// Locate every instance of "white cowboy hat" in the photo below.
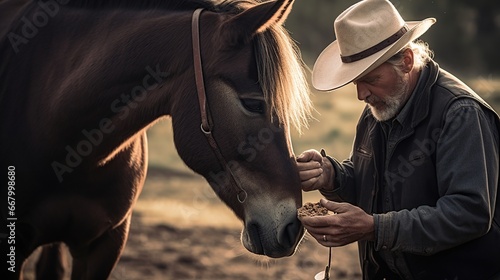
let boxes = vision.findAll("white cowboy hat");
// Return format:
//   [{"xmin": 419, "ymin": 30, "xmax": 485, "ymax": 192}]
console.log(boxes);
[{"xmin": 312, "ymin": 0, "xmax": 436, "ymax": 91}]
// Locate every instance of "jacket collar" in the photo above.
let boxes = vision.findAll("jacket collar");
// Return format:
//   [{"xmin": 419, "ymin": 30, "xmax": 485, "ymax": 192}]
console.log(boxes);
[{"xmin": 409, "ymin": 60, "xmax": 440, "ymax": 128}]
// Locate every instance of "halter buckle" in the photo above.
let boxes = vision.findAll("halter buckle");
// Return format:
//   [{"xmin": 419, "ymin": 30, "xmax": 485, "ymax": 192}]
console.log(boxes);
[
  {"xmin": 237, "ymin": 189, "xmax": 248, "ymax": 203},
  {"xmin": 200, "ymin": 123, "xmax": 211, "ymax": 135}
]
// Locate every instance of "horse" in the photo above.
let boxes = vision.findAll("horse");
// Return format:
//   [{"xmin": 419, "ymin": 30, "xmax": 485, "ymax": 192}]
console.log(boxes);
[{"xmin": 0, "ymin": 0, "xmax": 313, "ymax": 278}]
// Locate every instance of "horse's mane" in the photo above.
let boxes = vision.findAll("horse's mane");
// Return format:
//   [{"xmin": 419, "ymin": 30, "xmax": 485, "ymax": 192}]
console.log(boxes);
[
  {"xmin": 49, "ymin": 0, "xmax": 313, "ymax": 132},
  {"xmin": 255, "ymin": 26, "xmax": 313, "ymax": 133}
]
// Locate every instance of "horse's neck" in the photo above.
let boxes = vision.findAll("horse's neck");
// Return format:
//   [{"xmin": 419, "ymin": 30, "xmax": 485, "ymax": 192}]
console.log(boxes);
[
  {"xmin": 17, "ymin": 8, "xmax": 194, "ymax": 161},
  {"xmin": 52, "ymin": 9, "xmax": 192, "ymax": 113}
]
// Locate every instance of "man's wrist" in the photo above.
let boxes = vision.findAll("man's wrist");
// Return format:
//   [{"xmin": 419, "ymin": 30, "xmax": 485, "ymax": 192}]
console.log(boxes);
[
  {"xmin": 319, "ymin": 153, "xmax": 337, "ymax": 193},
  {"xmin": 364, "ymin": 215, "xmax": 376, "ymax": 241}
]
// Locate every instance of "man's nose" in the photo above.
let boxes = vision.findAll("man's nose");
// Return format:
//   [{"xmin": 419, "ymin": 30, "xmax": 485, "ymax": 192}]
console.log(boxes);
[{"xmin": 356, "ymin": 83, "xmax": 370, "ymax": 101}]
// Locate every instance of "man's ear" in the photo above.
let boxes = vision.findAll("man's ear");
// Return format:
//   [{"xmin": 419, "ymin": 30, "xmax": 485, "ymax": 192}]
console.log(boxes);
[
  {"xmin": 221, "ymin": 0, "xmax": 295, "ymax": 46},
  {"xmin": 402, "ymin": 48, "xmax": 414, "ymax": 73}
]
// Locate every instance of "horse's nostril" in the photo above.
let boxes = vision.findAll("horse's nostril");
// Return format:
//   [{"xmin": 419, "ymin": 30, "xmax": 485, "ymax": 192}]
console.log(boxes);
[{"xmin": 277, "ymin": 216, "xmax": 302, "ymax": 249}]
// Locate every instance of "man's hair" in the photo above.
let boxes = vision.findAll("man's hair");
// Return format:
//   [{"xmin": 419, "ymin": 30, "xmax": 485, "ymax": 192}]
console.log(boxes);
[{"xmin": 386, "ymin": 40, "xmax": 434, "ymax": 73}]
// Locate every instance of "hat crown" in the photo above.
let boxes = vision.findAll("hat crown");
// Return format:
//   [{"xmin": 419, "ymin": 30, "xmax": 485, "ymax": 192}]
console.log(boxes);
[{"xmin": 334, "ymin": 0, "xmax": 405, "ymax": 57}]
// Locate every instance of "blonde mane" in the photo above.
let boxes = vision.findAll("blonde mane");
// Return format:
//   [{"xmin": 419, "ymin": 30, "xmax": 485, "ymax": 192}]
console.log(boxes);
[{"xmin": 254, "ymin": 25, "xmax": 313, "ymax": 134}]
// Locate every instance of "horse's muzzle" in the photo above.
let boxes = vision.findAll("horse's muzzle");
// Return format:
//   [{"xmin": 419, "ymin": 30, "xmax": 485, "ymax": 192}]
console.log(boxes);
[{"xmin": 241, "ymin": 207, "xmax": 304, "ymax": 258}]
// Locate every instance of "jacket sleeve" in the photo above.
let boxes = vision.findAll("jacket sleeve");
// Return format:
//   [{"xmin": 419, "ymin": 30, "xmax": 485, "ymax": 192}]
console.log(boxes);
[
  {"xmin": 319, "ymin": 153, "xmax": 358, "ymax": 204},
  {"xmin": 374, "ymin": 98, "xmax": 499, "ymax": 255}
]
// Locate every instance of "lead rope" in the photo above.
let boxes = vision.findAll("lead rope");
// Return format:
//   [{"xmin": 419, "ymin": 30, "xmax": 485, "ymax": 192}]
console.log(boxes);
[
  {"xmin": 322, "ymin": 149, "xmax": 332, "ymax": 280},
  {"xmin": 314, "ymin": 247, "xmax": 332, "ymax": 280},
  {"xmin": 325, "ymin": 247, "xmax": 332, "ymax": 280},
  {"xmin": 191, "ymin": 8, "xmax": 247, "ymax": 203}
]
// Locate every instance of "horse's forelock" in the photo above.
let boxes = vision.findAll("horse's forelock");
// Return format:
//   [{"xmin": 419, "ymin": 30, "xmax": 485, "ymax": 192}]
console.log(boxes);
[{"xmin": 254, "ymin": 26, "xmax": 313, "ymax": 134}]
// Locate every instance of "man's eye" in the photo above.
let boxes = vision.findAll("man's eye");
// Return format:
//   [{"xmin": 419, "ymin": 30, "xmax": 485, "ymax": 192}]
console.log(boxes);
[
  {"xmin": 241, "ymin": 98, "xmax": 265, "ymax": 114},
  {"xmin": 366, "ymin": 77, "xmax": 379, "ymax": 84}
]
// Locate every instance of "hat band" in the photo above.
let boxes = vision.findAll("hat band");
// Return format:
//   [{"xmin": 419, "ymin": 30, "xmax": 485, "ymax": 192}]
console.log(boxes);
[{"xmin": 341, "ymin": 25, "xmax": 409, "ymax": 63}]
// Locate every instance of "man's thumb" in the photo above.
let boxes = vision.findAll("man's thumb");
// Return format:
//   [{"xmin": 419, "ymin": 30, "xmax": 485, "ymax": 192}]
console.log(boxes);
[
  {"xmin": 297, "ymin": 151, "xmax": 312, "ymax": 162},
  {"xmin": 320, "ymin": 198, "xmax": 346, "ymax": 213},
  {"xmin": 297, "ymin": 149, "xmax": 320, "ymax": 162}
]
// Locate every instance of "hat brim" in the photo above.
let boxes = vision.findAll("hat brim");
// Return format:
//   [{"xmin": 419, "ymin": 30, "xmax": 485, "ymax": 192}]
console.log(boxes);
[{"xmin": 312, "ymin": 18, "xmax": 436, "ymax": 91}]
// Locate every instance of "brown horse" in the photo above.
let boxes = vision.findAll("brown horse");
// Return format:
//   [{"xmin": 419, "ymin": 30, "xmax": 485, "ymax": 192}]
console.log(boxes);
[{"xmin": 0, "ymin": 0, "xmax": 313, "ymax": 279}]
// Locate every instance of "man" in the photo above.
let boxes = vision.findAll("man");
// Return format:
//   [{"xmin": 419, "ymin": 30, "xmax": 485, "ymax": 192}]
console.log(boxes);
[{"xmin": 297, "ymin": 0, "xmax": 500, "ymax": 279}]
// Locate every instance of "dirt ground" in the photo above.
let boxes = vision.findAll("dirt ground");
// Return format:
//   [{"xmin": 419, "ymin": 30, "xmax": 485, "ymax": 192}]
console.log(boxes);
[{"xmin": 23, "ymin": 210, "xmax": 362, "ymax": 280}]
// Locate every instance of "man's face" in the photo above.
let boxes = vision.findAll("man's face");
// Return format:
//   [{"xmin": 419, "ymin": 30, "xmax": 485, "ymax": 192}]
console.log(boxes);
[{"xmin": 354, "ymin": 62, "xmax": 409, "ymax": 121}]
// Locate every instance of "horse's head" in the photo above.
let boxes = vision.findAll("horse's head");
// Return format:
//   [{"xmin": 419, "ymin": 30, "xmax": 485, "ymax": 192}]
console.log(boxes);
[{"xmin": 171, "ymin": 0, "xmax": 312, "ymax": 258}]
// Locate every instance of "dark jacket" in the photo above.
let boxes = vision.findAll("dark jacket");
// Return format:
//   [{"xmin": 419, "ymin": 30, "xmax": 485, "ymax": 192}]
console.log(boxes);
[{"xmin": 322, "ymin": 61, "xmax": 500, "ymax": 279}]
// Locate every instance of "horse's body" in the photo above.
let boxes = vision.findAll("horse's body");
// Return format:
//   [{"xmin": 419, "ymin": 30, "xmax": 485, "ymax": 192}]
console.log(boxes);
[{"xmin": 0, "ymin": 0, "xmax": 312, "ymax": 278}]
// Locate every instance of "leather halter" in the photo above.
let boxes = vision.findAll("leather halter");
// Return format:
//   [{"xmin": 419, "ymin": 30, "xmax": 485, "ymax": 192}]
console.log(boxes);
[{"xmin": 191, "ymin": 8, "xmax": 248, "ymax": 203}]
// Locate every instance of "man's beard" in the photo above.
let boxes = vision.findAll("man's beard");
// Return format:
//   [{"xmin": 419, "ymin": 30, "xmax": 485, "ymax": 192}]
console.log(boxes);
[{"xmin": 366, "ymin": 73, "xmax": 410, "ymax": 122}]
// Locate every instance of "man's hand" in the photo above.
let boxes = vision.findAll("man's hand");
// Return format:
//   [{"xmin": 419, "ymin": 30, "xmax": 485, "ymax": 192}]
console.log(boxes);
[
  {"xmin": 298, "ymin": 198, "xmax": 375, "ymax": 247},
  {"xmin": 296, "ymin": 149, "xmax": 335, "ymax": 192}
]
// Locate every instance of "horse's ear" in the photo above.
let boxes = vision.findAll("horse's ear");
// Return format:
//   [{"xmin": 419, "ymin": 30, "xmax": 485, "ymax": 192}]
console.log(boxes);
[{"xmin": 222, "ymin": 0, "xmax": 295, "ymax": 45}]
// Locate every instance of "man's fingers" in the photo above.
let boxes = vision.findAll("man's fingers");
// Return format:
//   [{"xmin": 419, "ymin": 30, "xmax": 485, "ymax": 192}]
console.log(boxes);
[
  {"xmin": 307, "ymin": 231, "xmax": 352, "ymax": 247},
  {"xmin": 299, "ymin": 168, "xmax": 323, "ymax": 181},
  {"xmin": 301, "ymin": 177, "xmax": 321, "ymax": 192},
  {"xmin": 299, "ymin": 215, "xmax": 332, "ymax": 228},
  {"xmin": 297, "ymin": 161, "xmax": 321, "ymax": 171}
]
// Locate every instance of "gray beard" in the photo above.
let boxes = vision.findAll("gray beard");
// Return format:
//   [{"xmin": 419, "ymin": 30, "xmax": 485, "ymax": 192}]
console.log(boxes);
[{"xmin": 366, "ymin": 75, "xmax": 409, "ymax": 122}]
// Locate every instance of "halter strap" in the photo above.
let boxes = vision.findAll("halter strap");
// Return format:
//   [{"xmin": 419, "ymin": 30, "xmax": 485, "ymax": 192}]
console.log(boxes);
[
  {"xmin": 192, "ymin": 8, "xmax": 211, "ymax": 133},
  {"xmin": 191, "ymin": 8, "xmax": 247, "ymax": 203}
]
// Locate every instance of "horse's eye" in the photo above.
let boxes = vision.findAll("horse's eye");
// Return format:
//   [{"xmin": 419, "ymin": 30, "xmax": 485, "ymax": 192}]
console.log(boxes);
[{"xmin": 241, "ymin": 98, "xmax": 265, "ymax": 114}]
